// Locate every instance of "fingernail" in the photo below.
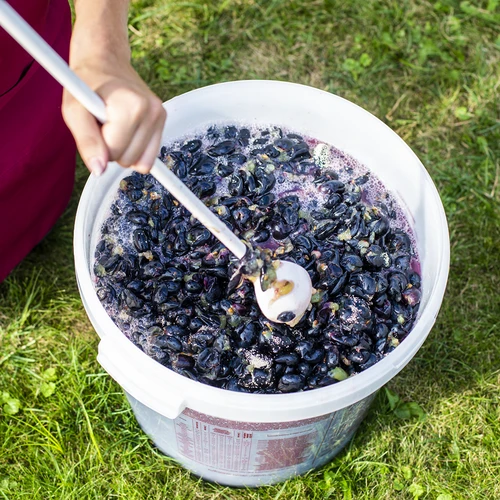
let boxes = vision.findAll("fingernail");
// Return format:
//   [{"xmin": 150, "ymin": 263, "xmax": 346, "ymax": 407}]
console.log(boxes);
[{"xmin": 89, "ymin": 157, "xmax": 105, "ymax": 177}]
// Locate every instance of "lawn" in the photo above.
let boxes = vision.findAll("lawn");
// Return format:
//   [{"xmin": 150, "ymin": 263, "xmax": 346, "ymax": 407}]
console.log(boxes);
[{"xmin": 1, "ymin": 0, "xmax": 499, "ymax": 499}]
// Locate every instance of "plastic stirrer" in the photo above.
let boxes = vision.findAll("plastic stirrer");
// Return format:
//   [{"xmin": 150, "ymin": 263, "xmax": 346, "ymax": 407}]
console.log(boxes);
[{"xmin": 0, "ymin": 0, "xmax": 313, "ymax": 325}]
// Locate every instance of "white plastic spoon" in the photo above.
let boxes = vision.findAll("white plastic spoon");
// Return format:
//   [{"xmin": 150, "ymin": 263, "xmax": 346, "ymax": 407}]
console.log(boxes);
[{"xmin": 0, "ymin": 0, "xmax": 313, "ymax": 325}]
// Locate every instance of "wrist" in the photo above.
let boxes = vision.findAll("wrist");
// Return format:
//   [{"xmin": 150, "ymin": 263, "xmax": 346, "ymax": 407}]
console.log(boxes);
[{"xmin": 71, "ymin": 2, "xmax": 131, "ymax": 68}]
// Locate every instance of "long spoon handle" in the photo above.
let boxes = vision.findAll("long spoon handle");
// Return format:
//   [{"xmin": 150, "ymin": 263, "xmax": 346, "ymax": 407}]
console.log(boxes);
[{"xmin": 0, "ymin": 0, "xmax": 248, "ymax": 260}]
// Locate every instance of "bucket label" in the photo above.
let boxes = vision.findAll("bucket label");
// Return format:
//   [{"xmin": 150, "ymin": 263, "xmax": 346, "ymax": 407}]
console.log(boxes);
[
  {"xmin": 174, "ymin": 408, "xmax": 343, "ymax": 474},
  {"xmin": 128, "ymin": 391, "xmax": 375, "ymax": 482}
]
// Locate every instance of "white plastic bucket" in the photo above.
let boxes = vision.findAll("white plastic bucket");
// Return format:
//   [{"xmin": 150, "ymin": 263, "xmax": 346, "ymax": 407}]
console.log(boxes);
[{"xmin": 74, "ymin": 81, "xmax": 450, "ymax": 487}]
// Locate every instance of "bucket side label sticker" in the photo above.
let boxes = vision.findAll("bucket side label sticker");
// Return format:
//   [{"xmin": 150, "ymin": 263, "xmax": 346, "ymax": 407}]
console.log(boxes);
[{"xmin": 174, "ymin": 411, "xmax": 333, "ymax": 475}]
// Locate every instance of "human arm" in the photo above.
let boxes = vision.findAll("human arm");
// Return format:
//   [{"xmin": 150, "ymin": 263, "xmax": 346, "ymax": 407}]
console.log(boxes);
[{"xmin": 62, "ymin": 0, "xmax": 166, "ymax": 176}]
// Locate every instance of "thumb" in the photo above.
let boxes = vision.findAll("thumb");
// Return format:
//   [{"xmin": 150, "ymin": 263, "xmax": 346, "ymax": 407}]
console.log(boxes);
[{"xmin": 62, "ymin": 90, "xmax": 108, "ymax": 176}]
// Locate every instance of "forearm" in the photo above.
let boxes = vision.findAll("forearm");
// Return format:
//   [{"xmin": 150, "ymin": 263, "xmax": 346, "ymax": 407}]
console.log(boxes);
[
  {"xmin": 62, "ymin": 0, "xmax": 166, "ymax": 175},
  {"xmin": 72, "ymin": 0, "xmax": 131, "ymax": 65}
]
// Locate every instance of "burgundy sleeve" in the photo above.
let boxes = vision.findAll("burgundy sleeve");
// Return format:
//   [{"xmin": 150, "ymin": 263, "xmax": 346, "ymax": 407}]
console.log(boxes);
[{"xmin": 0, "ymin": 0, "xmax": 77, "ymax": 281}]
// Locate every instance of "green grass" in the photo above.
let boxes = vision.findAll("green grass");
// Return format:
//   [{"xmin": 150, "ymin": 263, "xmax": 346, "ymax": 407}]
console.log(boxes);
[{"xmin": 1, "ymin": 0, "xmax": 499, "ymax": 498}]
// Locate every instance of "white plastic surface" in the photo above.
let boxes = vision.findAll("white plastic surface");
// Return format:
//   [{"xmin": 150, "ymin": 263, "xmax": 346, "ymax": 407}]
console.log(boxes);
[{"xmin": 75, "ymin": 81, "xmax": 449, "ymax": 424}]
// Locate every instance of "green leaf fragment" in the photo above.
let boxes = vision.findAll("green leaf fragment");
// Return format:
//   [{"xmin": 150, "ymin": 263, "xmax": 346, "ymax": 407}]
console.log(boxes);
[
  {"xmin": 94, "ymin": 264, "xmax": 106, "ymax": 277},
  {"xmin": 1, "ymin": 392, "xmax": 21, "ymax": 414},
  {"xmin": 245, "ymin": 160, "xmax": 256, "ymax": 173},
  {"xmin": 3, "ymin": 398, "xmax": 21, "ymax": 415},
  {"xmin": 219, "ymin": 315, "xmax": 227, "ymax": 329},
  {"xmin": 395, "ymin": 402, "xmax": 426, "ymax": 420},
  {"xmin": 42, "ymin": 367, "xmax": 58, "ymax": 381},
  {"xmin": 385, "ymin": 387, "xmax": 400, "ymax": 411},
  {"xmin": 394, "ymin": 405, "xmax": 412, "ymax": 419},
  {"xmin": 311, "ymin": 290, "xmax": 326, "ymax": 303},
  {"xmin": 393, "ymin": 479, "xmax": 405, "ymax": 491},
  {"xmin": 342, "ymin": 58, "xmax": 362, "ymax": 79},
  {"xmin": 40, "ymin": 382, "xmax": 56, "ymax": 398},
  {"xmin": 402, "ymin": 465, "xmax": 413, "ymax": 480},
  {"xmin": 408, "ymin": 482, "xmax": 425, "ymax": 499},
  {"xmin": 331, "ymin": 367, "xmax": 348, "ymax": 381},
  {"xmin": 359, "ymin": 53, "xmax": 373, "ymax": 67},
  {"xmin": 0, "ymin": 478, "xmax": 19, "ymax": 491},
  {"xmin": 454, "ymin": 106, "xmax": 473, "ymax": 120}
]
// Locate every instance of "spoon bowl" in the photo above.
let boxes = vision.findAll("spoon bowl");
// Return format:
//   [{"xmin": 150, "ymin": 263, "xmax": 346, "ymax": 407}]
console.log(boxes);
[{"xmin": 253, "ymin": 260, "xmax": 313, "ymax": 326}]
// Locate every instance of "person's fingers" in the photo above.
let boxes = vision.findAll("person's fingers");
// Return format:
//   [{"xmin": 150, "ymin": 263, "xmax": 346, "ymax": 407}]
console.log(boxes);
[
  {"xmin": 133, "ymin": 126, "xmax": 164, "ymax": 174},
  {"xmin": 100, "ymin": 89, "xmax": 142, "ymax": 162},
  {"xmin": 101, "ymin": 89, "xmax": 165, "ymax": 165},
  {"xmin": 118, "ymin": 104, "xmax": 166, "ymax": 171},
  {"xmin": 62, "ymin": 90, "xmax": 108, "ymax": 176},
  {"xmin": 113, "ymin": 111, "xmax": 160, "ymax": 168}
]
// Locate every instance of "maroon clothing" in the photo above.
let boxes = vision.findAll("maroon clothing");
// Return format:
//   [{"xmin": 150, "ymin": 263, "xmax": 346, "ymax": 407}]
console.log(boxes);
[{"xmin": 0, "ymin": 0, "xmax": 76, "ymax": 282}]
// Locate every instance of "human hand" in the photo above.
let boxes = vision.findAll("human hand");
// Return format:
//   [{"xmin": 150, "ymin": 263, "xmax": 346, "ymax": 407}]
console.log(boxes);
[{"xmin": 62, "ymin": 52, "xmax": 166, "ymax": 176}]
